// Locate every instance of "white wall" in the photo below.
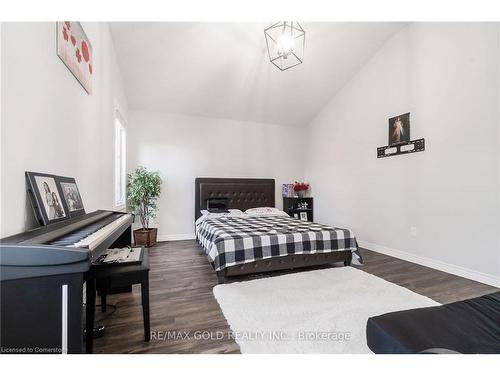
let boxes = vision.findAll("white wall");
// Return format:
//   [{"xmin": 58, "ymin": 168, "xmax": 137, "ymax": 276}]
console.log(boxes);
[
  {"xmin": 127, "ymin": 110, "xmax": 304, "ymax": 240},
  {"xmin": 1, "ymin": 22, "xmax": 128, "ymax": 237},
  {"xmin": 3, "ymin": 22, "xmax": 498, "ymax": 286},
  {"xmin": 305, "ymin": 23, "xmax": 500, "ymax": 286}
]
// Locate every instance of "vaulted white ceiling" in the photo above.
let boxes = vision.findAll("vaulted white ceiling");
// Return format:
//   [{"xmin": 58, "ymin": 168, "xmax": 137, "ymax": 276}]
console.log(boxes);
[{"xmin": 110, "ymin": 22, "xmax": 406, "ymax": 126}]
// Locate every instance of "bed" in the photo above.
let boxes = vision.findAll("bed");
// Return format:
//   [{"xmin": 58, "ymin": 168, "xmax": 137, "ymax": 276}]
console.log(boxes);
[{"xmin": 194, "ymin": 178, "xmax": 361, "ymax": 283}]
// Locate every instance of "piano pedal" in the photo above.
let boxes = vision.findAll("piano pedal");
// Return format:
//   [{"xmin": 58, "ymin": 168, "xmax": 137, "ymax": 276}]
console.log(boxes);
[{"xmin": 83, "ymin": 325, "xmax": 106, "ymax": 341}]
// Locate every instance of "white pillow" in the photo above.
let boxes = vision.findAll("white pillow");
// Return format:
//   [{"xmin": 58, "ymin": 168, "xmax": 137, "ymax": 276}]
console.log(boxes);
[
  {"xmin": 245, "ymin": 207, "xmax": 281, "ymax": 215},
  {"xmin": 244, "ymin": 207, "xmax": 288, "ymax": 217},
  {"xmin": 200, "ymin": 209, "xmax": 243, "ymax": 216}
]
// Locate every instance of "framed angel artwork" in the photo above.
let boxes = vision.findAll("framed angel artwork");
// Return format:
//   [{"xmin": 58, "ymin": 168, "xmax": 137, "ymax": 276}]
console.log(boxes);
[{"xmin": 57, "ymin": 22, "xmax": 93, "ymax": 94}]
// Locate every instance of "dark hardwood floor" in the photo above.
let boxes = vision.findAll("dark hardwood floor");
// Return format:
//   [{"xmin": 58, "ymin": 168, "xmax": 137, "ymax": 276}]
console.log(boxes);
[{"xmin": 92, "ymin": 240, "xmax": 498, "ymax": 354}]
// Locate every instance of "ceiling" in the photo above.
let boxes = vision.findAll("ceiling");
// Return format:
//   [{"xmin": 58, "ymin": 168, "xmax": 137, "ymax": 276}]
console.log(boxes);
[{"xmin": 110, "ymin": 22, "xmax": 406, "ymax": 127}]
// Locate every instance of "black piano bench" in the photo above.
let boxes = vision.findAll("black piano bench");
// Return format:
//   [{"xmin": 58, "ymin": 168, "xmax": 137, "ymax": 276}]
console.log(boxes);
[{"xmin": 85, "ymin": 248, "xmax": 150, "ymax": 353}]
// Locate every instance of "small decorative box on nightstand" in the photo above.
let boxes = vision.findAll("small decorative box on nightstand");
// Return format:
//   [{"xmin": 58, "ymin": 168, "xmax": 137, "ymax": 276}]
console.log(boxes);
[{"xmin": 283, "ymin": 197, "xmax": 313, "ymax": 222}]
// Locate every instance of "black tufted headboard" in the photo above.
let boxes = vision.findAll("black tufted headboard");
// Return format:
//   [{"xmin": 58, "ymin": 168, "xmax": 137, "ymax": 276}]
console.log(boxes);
[{"xmin": 194, "ymin": 178, "xmax": 275, "ymax": 221}]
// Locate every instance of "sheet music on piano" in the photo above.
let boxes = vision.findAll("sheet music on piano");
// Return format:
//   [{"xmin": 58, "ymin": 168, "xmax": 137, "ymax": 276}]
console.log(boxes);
[{"xmin": 94, "ymin": 246, "xmax": 143, "ymax": 266}]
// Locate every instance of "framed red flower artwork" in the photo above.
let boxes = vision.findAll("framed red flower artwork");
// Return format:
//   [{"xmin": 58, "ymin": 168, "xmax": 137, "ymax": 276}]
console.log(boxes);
[{"xmin": 56, "ymin": 22, "xmax": 93, "ymax": 94}]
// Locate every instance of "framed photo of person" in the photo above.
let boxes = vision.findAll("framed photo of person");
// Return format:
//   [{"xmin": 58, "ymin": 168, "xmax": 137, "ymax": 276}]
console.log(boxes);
[
  {"xmin": 388, "ymin": 112, "xmax": 410, "ymax": 146},
  {"xmin": 26, "ymin": 172, "xmax": 68, "ymax": 226},
  {"xmin": 299, "ymin": 212, "xmax": 308, "ymax": 221},
  {"xmin": 58, "ymin": 176, "xmax": 85, "ymax": 218}
]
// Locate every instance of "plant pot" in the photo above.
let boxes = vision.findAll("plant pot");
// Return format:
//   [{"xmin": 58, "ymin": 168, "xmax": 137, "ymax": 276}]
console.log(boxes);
[{"xmin": 133, "ymin": 228, "xmax": 158, "ymax": 247}]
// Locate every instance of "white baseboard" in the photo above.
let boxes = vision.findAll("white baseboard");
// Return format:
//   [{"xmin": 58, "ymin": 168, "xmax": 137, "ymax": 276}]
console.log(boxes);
[
  {"xmin": 157, "ymin": 233, "xmax": 196, "ymax": 241},
  {"xmin": 358, "ymin": 240, "xmax": 500, "ymax": 288}
]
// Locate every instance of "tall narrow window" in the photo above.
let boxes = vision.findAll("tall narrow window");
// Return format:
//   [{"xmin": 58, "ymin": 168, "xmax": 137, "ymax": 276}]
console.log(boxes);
[{"xmin": 114, "ymin": 111, "xmax": 127, "ymax": 208}]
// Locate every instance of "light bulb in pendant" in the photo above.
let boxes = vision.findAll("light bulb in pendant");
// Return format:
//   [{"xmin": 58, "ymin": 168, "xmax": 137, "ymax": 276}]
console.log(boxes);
[{"xmin": 276, "ymin": 33, "xmax": 294, "ymax": 58}]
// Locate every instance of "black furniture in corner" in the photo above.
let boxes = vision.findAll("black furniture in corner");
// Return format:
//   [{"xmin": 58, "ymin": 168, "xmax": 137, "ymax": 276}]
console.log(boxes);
[
  {"xmin": 283, "ymin": 197, "xmax": 314, "ymax": 222},
  {"xmin": 366, "ymin": 291, "xmax": 500, "ymax": 354}
]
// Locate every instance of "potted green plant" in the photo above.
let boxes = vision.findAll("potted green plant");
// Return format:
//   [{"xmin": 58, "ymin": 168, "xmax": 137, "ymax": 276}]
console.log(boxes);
[{"xmin": 127, "ymin": 166, "xmax": 162, "ymax": 247}]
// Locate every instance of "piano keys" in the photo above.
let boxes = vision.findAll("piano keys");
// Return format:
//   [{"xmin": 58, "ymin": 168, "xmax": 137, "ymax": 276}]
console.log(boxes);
[
  {"xmin": 50, "ymin": 213, "xmax": 132, "ymax": 251},
  {"xmin": 1, "ymin": 210, "xmax": 134, "ymax": 262}
]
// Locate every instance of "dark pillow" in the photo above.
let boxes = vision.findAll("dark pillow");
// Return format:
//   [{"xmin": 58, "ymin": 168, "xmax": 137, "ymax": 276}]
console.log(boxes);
[{"xmin": 206, "ymin": 197, "xmax": 228, "ymax": 210}]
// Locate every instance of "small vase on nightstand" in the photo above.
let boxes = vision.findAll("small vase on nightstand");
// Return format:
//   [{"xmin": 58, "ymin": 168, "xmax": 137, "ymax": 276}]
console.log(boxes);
[{"xmin": 293, "ymin": 182, "xmax": 310, "ymax": 199}]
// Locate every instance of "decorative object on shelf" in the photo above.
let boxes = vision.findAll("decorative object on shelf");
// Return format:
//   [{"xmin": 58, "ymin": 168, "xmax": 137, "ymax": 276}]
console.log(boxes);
[
  {"xmin": 378, "ymin": 112, "xmax": 424, "ymax": 158},
  {"xmin": 388, "ymin": 112, "xmax": 410, "ymax": 146},
  {"xmin": 127, "ymin": 166, "xmax": 162, "ymax": 247},
  {"xmin": 282, "ymin": 183, "xmax": 295, "ymax": 197},
  {"xmin": 297, "ymin": 201, "xmax": 309, "ymax": 210},
  {"xmin": 57, "ymin": 22, "xmax": 93, "ymax": 94},
  {"xmin": 293, "ymin": 181, "xmax": 310, "ymax": 198},
  {"xmin": 264, "ymin": 21, "xmax": 305, "ymax": 71},
  {"xmin": 299, "ymin": 212, "xmax": 308, "ymax": 221}
]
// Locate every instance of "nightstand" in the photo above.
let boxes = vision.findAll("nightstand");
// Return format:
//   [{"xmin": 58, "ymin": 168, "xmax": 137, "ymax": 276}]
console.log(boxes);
[{"xmin": 283, "ymin": 197, "xmax": 314, "ymax": 222}]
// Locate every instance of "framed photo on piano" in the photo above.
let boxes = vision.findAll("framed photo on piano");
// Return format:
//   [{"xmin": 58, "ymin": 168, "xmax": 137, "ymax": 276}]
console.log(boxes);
[
  {"xmin": 26, "ymin": 172, "xmax": 68, "ymax": 226},
  {"xmin": 58, "ymin": 176, "xmax": 85, "ymax": 218},
  {"xmin": 26, "ymin": 172, "xmax": 86, "ymax": 226}
]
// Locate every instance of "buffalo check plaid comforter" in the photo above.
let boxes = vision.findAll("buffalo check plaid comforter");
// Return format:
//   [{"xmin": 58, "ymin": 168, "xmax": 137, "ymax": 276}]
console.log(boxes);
[{"xmin": 195, "ymin": 214, "xmax": 361, "ymax": 271}]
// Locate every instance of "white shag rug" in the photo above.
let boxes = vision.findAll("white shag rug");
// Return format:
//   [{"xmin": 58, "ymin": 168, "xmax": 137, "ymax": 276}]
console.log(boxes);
[{"xmin": 213, "ymin": 267, "xmax": 439, "ymax": 353}]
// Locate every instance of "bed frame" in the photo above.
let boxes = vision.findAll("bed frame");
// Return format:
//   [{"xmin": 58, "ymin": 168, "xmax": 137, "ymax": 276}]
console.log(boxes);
[{"xmin": 194, "ymin": 177, "xmax": 352, "ymax": 283}]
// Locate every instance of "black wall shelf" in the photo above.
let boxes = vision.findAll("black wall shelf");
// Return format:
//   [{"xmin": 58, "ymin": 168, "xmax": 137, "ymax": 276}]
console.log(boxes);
[{"xmin": 377, "ymin": 138, "xmax": 425, "ymax": 158}]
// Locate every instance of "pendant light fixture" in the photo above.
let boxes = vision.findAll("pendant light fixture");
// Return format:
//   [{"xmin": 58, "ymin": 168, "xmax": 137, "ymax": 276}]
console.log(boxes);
[{"xmin": 264, "ymin": 21, "xmax": 305, "ymax": 71}]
